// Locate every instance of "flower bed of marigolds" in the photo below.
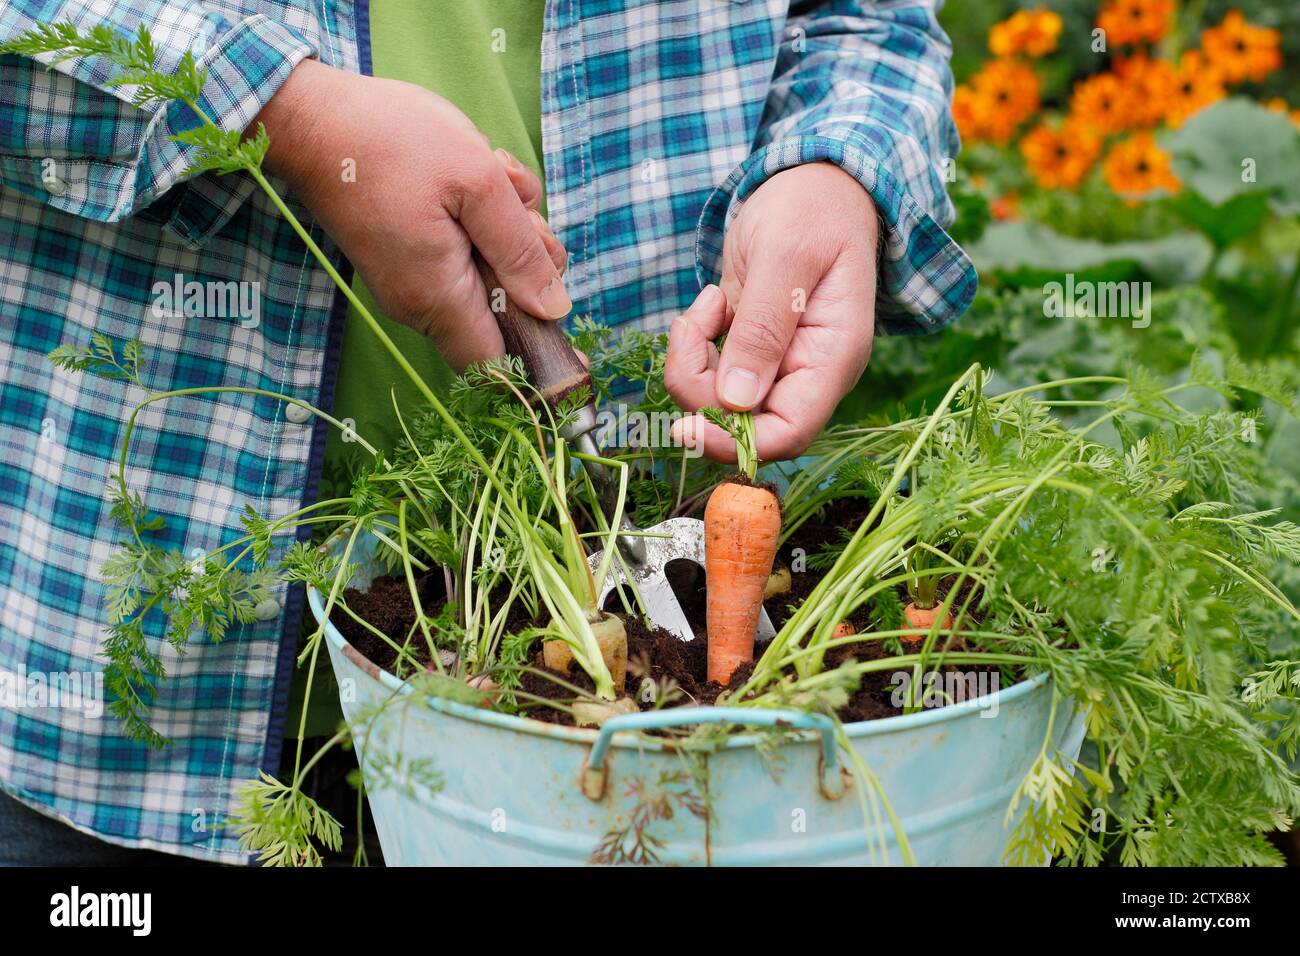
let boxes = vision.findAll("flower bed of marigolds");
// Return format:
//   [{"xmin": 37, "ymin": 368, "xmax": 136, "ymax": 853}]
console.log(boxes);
[{"xmin": 855, "ymin": 2, "xmax": 1300, "ymax": 547}]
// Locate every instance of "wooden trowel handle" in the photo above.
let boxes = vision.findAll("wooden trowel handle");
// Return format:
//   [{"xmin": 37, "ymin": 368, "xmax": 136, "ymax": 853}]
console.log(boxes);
[{"xmin": 474, "ymin": 254, "xmax": 591, "ymax": 408}]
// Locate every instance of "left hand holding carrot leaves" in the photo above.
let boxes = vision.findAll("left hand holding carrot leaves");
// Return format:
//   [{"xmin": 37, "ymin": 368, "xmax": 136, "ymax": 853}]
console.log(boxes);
[{"xmin": 666, "ymin": 161, "xmax": 880, "ymax": 462}]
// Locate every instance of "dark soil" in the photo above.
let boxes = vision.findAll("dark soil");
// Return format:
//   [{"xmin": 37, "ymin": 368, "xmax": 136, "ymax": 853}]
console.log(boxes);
[
  {"xmin": 329, "ymin": 570, "xmax": 445, "ymax": 674},
  {"xmin": 330, "ymin": 495, "xmax": 1017, "ymax": 727},
  {"xmin": 515, "ymin": 613, "xmax": 749, "ymax": 724}
]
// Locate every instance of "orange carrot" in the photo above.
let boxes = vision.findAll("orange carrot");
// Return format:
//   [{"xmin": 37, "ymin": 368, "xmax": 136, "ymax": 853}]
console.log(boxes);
[
  {"xmin": 901, "ymin": 603, "xmax": 953, "ymax": 646},
  {"xmin": 832, "ymin": 621, "xmax": 856, "ymax": 638},
  {"xmin": 705, "ymin": 478, "xmax": 782, "ymax": 684}
]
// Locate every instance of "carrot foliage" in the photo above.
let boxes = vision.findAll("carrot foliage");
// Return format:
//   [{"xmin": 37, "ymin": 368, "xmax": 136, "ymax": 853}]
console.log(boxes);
[{"xmin": 743, "ymin": 359, "xmax": 1300, "ymax": 866}]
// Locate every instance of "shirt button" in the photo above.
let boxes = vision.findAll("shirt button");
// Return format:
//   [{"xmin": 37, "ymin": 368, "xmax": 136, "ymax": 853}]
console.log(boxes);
[
  {"xmin": 285, "ymin": 402, "xmax": 312, "ymax": 424},
  {"xmin": 42, "ymin": 174, "xmax": 67, "ymax": 196},
  {"xmin": 253, "ymin": 598, "xmax": 281, "ymax": 622}
]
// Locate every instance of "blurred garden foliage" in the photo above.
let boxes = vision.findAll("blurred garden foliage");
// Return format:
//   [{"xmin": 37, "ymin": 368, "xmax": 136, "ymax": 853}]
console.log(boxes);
[{"xmin": 845, "ymin": 1, "xmax": 1300, "ymax": 630}]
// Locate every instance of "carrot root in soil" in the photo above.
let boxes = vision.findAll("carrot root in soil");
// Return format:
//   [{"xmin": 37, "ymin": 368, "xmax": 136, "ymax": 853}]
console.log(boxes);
[
  {"xmin": 542, "ymin": 613, "xmax": 628, "ymax": 686},
  {"xmin": 902, "ymin": 603, "xmax": 953, "ymax": 645},
  {"xmin": 705, "ymin": 478, "xmax": 782, "ymax": 684},
  {"xmin": 763, "ymin": 564, "xmax": 792, "ymax": 599}
]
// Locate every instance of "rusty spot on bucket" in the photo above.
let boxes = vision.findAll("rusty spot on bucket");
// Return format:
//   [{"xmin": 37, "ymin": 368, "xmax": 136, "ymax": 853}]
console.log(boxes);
[
  {"xmin": 342, "ymin": 642, "xmax": 383, "ymax": 680},
  {"xmin": 580, "ymin": 760, "xmax": 608, "ymax": 801}
]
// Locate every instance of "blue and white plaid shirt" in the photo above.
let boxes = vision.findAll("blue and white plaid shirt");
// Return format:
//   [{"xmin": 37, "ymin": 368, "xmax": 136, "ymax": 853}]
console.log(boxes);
[{"xmin": 0, "ymin": 0, "xmax": 973, "ymax": 861}]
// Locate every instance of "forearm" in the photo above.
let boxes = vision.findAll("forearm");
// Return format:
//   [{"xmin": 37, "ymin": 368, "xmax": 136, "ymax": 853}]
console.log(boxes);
[{"xmin": 253, "ymin": 57, "xmax": 333, "ymax": 186}]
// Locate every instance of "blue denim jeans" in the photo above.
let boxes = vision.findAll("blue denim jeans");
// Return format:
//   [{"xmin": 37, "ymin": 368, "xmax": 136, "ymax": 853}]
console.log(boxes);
[{"xmin": 0, "ymin": 790, "xmax": 191, "ymax": 866}]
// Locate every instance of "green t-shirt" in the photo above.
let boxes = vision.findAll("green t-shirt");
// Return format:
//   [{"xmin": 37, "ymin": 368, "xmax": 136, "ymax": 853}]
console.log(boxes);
[
  {"xmin": 291, "ymin": 1, "xmax": 545, "ymax": 736},
  {"xmin": 319, "ymin": 0, "xmax": 546, "ymax": 499}
]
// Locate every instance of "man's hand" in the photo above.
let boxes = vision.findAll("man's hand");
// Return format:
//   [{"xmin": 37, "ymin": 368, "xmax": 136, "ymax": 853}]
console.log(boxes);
[
  {"xmin": 254, "ymin": 59, "xmax": 568, "ymax": 370},
  {"xmin": 665, "ymin": 162, "xmax": 879, "ymax": 462}
]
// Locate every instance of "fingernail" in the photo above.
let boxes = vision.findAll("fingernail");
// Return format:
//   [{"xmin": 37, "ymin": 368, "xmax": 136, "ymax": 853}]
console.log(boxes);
[
  {"xmin": 530, "ymin": 209, "xmax": 553, "ymax": 235},
  {"xmin": 721, "ymin": 367, "xmax": 760, "ymax": 408},
  {"xmin": 494, "ymin": 148, "xmax": 515, "ymax": 167},
  {"xmin": 697, "ymin": 284, "xmax": 725, "ymax": 309},
  {"xmin": 540, "ymin": 276, "xmax": 572, "ymax": 319},
  {"xmin": 671, "ymin": 417, "xmax": 699, "ymax": 449}
]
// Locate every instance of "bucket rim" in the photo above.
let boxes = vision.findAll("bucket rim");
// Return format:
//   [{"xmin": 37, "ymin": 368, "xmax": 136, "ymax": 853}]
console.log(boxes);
[{"xmin": 309, "ymin": 581, "xmax": 1052, "ymax": 754}]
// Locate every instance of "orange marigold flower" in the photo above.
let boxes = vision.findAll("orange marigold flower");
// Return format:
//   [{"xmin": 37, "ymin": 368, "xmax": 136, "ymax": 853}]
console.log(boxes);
[
  {"xmin": 990, "ymin": 192, "xmax": 1021, "ymax": 222},
  {"xmin": 1113, "ymin": 54, "xmax": 1179, "ymax": 127},
  {"xmin": 1164, "ymin": 51, "xmax": 1226, "ymax": 127},
  {"xmin": 1070, "ymin": 72, "xmax": 1131, "ymax": 134},
  {"xmin": 1266, "ymin": 97, "xmax": 1300, "ymax": 131},
  {"xmin": 1021, "ymin": 121, "xmax": 1103, "ymax": 190},
  {"xmin": 1103, "ymin": 132, "xmax": 1180, "ymax": 201},
  {"xmin": 952, "ymin": 85, "xmax": 985, "ymax": 141},
  {"xmin": 967, "ymin": 59, "xmax": 1041, "ymax": 144},
  {"xmin": 1201, "ymin": 11, "xmax": 1282, "ymax": 84},
  {"xmin": 989, "ymin": 8, "xmax": 1063, "ymax": 59},
  {"xmin": 1097, "ymin": 0, "xmax": 1174, "ymax": 47}
]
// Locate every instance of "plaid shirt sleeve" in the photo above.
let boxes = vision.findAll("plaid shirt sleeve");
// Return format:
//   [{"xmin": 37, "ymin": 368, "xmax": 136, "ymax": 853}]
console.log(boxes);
[
  {"xmin": 695, "ymin": 0, "xmax": 976, "ymax": 335},
  {"xmin": 0, "ymin": 0, "xmax": 315, "ymax": 244}
]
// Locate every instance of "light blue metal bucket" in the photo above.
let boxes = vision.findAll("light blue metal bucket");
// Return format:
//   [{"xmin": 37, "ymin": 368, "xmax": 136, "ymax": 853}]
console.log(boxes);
[{"xmin": 308, "ymin": 538, "xmax": 1086, "ymax": 866}]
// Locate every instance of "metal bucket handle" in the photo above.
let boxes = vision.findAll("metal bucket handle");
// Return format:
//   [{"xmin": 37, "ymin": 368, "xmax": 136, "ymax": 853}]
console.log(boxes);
[{"xmin": 581, "ymin": 707, "xmax": 848, "ymax": 801}]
